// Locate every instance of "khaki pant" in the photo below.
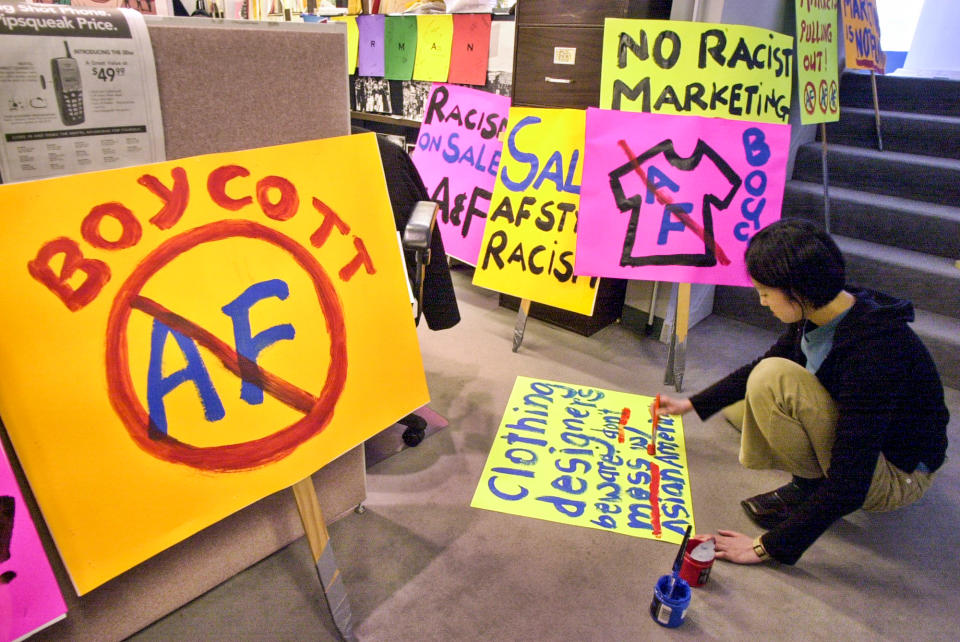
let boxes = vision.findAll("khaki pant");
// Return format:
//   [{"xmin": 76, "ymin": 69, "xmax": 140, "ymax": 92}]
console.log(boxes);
[{"xmin": 723, "ymin": 357, "xmax": 934, "ymax": 512}]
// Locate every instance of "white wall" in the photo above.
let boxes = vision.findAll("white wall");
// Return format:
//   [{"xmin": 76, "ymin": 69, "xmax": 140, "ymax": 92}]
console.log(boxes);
[
  {"xmin": 719, "ymin": 0, "xmax": 788, "ymax": 31},
  {"xmin": 902, "ymin": 0, "xmax": 960, "ymax": 79},
  {"xmin": 877, "ymin": 0, "xmax": 925, "ymax": 53},
  {"xmin": 670, "ymin": 0, "xmax": 724, "ymax": 22}
]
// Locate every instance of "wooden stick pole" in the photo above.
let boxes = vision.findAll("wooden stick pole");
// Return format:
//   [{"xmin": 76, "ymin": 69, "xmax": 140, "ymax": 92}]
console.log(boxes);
[
  {"xmin": 647, "ymin": 281, "xmax": 660, "ymax": 329},
  {"xmin": 870, "ymin": 70, "xmax": 883, "ymax": 151},
  {"xmin": 511, "ymin": 298, "xmax": 531, "ymax": 352},
  {"xmin": 821, "ymin": 122, "xmax": 831, "ymax": 234},
  {"xmin": 292, "ymin": 478, "xmax": 356, "ymax": 641},
  {"xmin": 673, "ymin": 282, "xmax": 690, "ymax": 392},
  {"xmin": 663, "ymin": 283, "xmax": 691, "ymax": 392}
]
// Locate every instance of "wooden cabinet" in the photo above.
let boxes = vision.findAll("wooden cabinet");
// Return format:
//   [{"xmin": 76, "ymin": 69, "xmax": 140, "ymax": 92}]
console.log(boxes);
[
  {"xmin": 511, "ymin": 0, "xmax": 672, "ymax": 109},
  {"xmin": 512, "ymin": 26, "xmax": 607, "ymax": 109},
  {"xmin": 504, "ymin": 0, "xmax": 671, "ymax": 335}
]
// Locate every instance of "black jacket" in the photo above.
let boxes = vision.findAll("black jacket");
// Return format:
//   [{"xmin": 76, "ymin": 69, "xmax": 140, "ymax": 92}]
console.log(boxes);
[
  {"xmin": 691, "ymin": 288, "xmax": 949, "ymax": 564},
  {"xmin": 370, "ymin": 131, "xmax": 460, "ymax": 331}
]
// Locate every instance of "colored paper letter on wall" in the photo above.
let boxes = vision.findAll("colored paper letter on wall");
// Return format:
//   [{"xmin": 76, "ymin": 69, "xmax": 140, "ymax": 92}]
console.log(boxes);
[
  {"xmin": 448, "ymin": 13, "xmax": 491, "ymax": 86},
  {"xmin": 841, "ymin": 0, "xmax": 886, "ymax": 72},
  {"xmin": 411, "ymin": 83, "xmax": 509, "ymax": 265},
  {"xmin": 333, "ymin": 15, "xmax": 360, "ymax": 75},
  {"xmin": 471, "ymin": 376, "xmax": 694, "ymax": 545},
  {"xmin": 385, "ymin": 15, "xmax": 418, "ymax": 80},
  {"xmin": 796, "ymin": 0, "xmax": 840, "ymax": 124},
  {"xmin": 357, "ymin": 14, "xmax": 385, "ymax": 77},
  {"xmin": 413, "ymin": 14, "xmax": 453, "ymax": 82},
  {"xmin": 600, "ymin": 19, "xmax": 795, "ymax": 124},
  {"xmin": 0, "ymin": 134, "xmax": 429, "ymax": 595},
  {"xmin": 472, "ymin": 107, "xmax": 598, "ymax": 316},
  {"xmin": 0, "ymin": 440, "xmax": 67, "ymax": 642},
  {"xmin": 577, "ymin": 108, "xmax": 789, "ymax": 286}
]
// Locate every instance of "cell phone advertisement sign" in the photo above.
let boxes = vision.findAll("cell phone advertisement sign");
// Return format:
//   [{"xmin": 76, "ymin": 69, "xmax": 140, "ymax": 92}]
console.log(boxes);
[{"xmin": 0, "ymin": 4, "xmax": 164, "ymax": 183}]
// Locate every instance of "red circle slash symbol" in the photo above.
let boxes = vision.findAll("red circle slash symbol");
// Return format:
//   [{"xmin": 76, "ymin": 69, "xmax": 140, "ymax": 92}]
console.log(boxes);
[
  {"xmin": 105, "ymin": 220, "xmax": 348, "ymax": 472},
  {"xmin": 803, "ymin": 82, "xmax": 816, "ymax": 115},
  {"xmin": 819, "ymin": 80, "xmax": 829, "ymax": 113}
]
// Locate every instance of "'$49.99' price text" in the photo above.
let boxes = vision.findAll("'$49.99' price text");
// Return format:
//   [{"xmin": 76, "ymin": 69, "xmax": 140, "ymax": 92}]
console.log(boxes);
[{"xmin": 91, "ymin": 66, "xmax": 126, "ymax": 81}]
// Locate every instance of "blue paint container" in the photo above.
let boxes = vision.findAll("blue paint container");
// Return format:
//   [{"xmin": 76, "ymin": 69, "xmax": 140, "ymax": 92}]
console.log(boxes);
[{"xmin": 649, "ymin": 574, "xmax": 691, "ymax": 628}]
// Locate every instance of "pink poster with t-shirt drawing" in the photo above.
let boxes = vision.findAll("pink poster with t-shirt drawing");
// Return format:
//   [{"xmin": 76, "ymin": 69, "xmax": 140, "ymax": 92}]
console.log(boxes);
[
  {"xmin": 576, "ymin": 108, "xmax": 790, "ymax": 286},
  {"xmin": 1, "ymin": 440, "xmax": 67, "ymax": 642},
  {"xmin": 412, "ymin": 83, "xmax": 509, "ymax": 264}
]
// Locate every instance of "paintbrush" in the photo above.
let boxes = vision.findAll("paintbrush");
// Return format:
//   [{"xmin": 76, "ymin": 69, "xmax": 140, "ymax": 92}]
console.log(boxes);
[
  {"xmin": 648, "ymin": 394, "xmax": 661, "ymax": 456},
  {"xmin": 669, "ymin": 524, "xmax": 693, "ymax": 598}
]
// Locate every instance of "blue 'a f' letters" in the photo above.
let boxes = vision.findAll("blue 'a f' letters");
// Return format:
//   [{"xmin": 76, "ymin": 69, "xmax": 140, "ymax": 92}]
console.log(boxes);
[
  {"xmin": 147, "ymin": 321, "xmax": 226, "ymax": 435},
  {"xmin": 221, "ymin": 279, "xmax": 296, "ymax": 405}
]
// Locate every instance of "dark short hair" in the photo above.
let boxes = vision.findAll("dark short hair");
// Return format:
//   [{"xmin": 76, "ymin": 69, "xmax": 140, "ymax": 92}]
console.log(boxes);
[{"xmin": 745, "ymin": 219, "xmax": 845, "ymax": 309}]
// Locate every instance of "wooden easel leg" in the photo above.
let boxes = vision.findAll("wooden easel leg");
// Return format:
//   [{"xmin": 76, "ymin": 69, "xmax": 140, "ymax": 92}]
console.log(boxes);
[
  {"xmin": 664, "ymin": 331, "xmax": 677, "ymax": 387},
  {"xmin": 647, "ymin": 281, "xmax": 660, "ymax": 331},
  {"xmin": 821, "ymin": 123, "xmax": 831, "ymax": 234},
  {"xmin": 663, "ymin": 283, "xmax": 690, "ymax": 392},
  {"xmin": 292, "ymin": 477, "xmax": 357, "ymax": 642},
  {"xmin": 870, "ymin": 71, "xmax": 883, "ymax": 151},
  {"xmin": 512, "ymin": 298, "xmax": 532, "ymax": 352}
]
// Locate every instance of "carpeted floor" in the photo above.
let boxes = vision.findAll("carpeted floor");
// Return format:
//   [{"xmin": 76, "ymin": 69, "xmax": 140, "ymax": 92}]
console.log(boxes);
[{"xmin": 131, "ymin": 267, "xmax": 960, "ymax": 641}]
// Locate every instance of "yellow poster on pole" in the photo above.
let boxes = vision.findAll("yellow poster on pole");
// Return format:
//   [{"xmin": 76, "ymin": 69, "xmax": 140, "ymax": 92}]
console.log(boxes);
[
  {"xmin": 600, "ymin": 19, "xmax": 795, "ymax": 124},
  {"xmin": 0, "ymin": 133, "xmax": 428, "ymax": 595},
  {"xmin": 472, "ymin": 107, "xmax": 598, "ymax": 316},
  {"xmin": 840, "ymin": 0, "xmax": 886, "ymax": 73},
  {"xmin": 796, "ymin": 0, "xmax": 840, "ymax": 124},
  {"xmin": 471, "ymin": 376, "xmax": 693, "ymax": 545}
]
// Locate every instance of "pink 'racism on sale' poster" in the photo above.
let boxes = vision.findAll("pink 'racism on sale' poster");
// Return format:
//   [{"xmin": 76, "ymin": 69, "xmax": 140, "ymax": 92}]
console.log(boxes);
[{"xmin": 412, "ymin": 83, "xmax": 509, "ymax": 265}]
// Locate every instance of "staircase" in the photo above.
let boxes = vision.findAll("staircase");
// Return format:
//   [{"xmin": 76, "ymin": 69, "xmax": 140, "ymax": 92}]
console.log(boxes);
[{"xmin": 714, "ymin": 72, "xmax": 960, "ymax": 390}]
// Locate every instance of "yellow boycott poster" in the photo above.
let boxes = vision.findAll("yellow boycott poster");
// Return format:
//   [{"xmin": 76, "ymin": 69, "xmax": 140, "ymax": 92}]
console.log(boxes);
[
  {"xmin": 471, "ymin": 377, "xmax": 693, "ymax": 545},
  {"xmin": 0, "ymin": 133, "xmax": 428, "ymax": 594},
  {"xmin": 472, "ymin": 107, "xmax": 598, "ymax": 316},
  {"xmin": 600, "ymin": 19, "xmax": 795, "ymax": 124},
  {"xmin": 841, "ymin": 0, "xmax": 885, "ymax": 73},
  {"xmin": 796, "ymin": 0, "xmax": 840, "ymax": 124}
]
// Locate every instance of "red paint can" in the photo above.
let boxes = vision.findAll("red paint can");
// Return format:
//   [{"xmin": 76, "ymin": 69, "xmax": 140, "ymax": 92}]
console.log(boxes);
[{"xmin": 679, "ymin": 535, "xmax": 715, "ymax": 587}]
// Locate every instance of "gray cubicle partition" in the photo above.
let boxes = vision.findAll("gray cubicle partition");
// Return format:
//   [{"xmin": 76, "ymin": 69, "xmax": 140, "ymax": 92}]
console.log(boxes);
[
  {"xmin": 148, "ymin": 18, "xmax": 351, "ymax": 160},
  {"xmin": 19, "ymin": 17, "xmax": 366, "ymax": 641}
]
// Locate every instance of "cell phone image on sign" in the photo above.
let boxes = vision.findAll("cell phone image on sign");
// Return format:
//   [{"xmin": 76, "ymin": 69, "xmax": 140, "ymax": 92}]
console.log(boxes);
[{"xmin": 51, "ymin": 41, "xmax": 84, "ymax": 126}]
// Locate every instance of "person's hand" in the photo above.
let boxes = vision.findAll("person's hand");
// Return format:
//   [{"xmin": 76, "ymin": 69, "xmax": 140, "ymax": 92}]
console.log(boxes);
[
  {"xmin": 713, "ymin": 530, "xmax": 765, "ymax": 565},
  {"xmin": 655, "ymin": 395, "xmax": 693, "ymax": 417}
]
